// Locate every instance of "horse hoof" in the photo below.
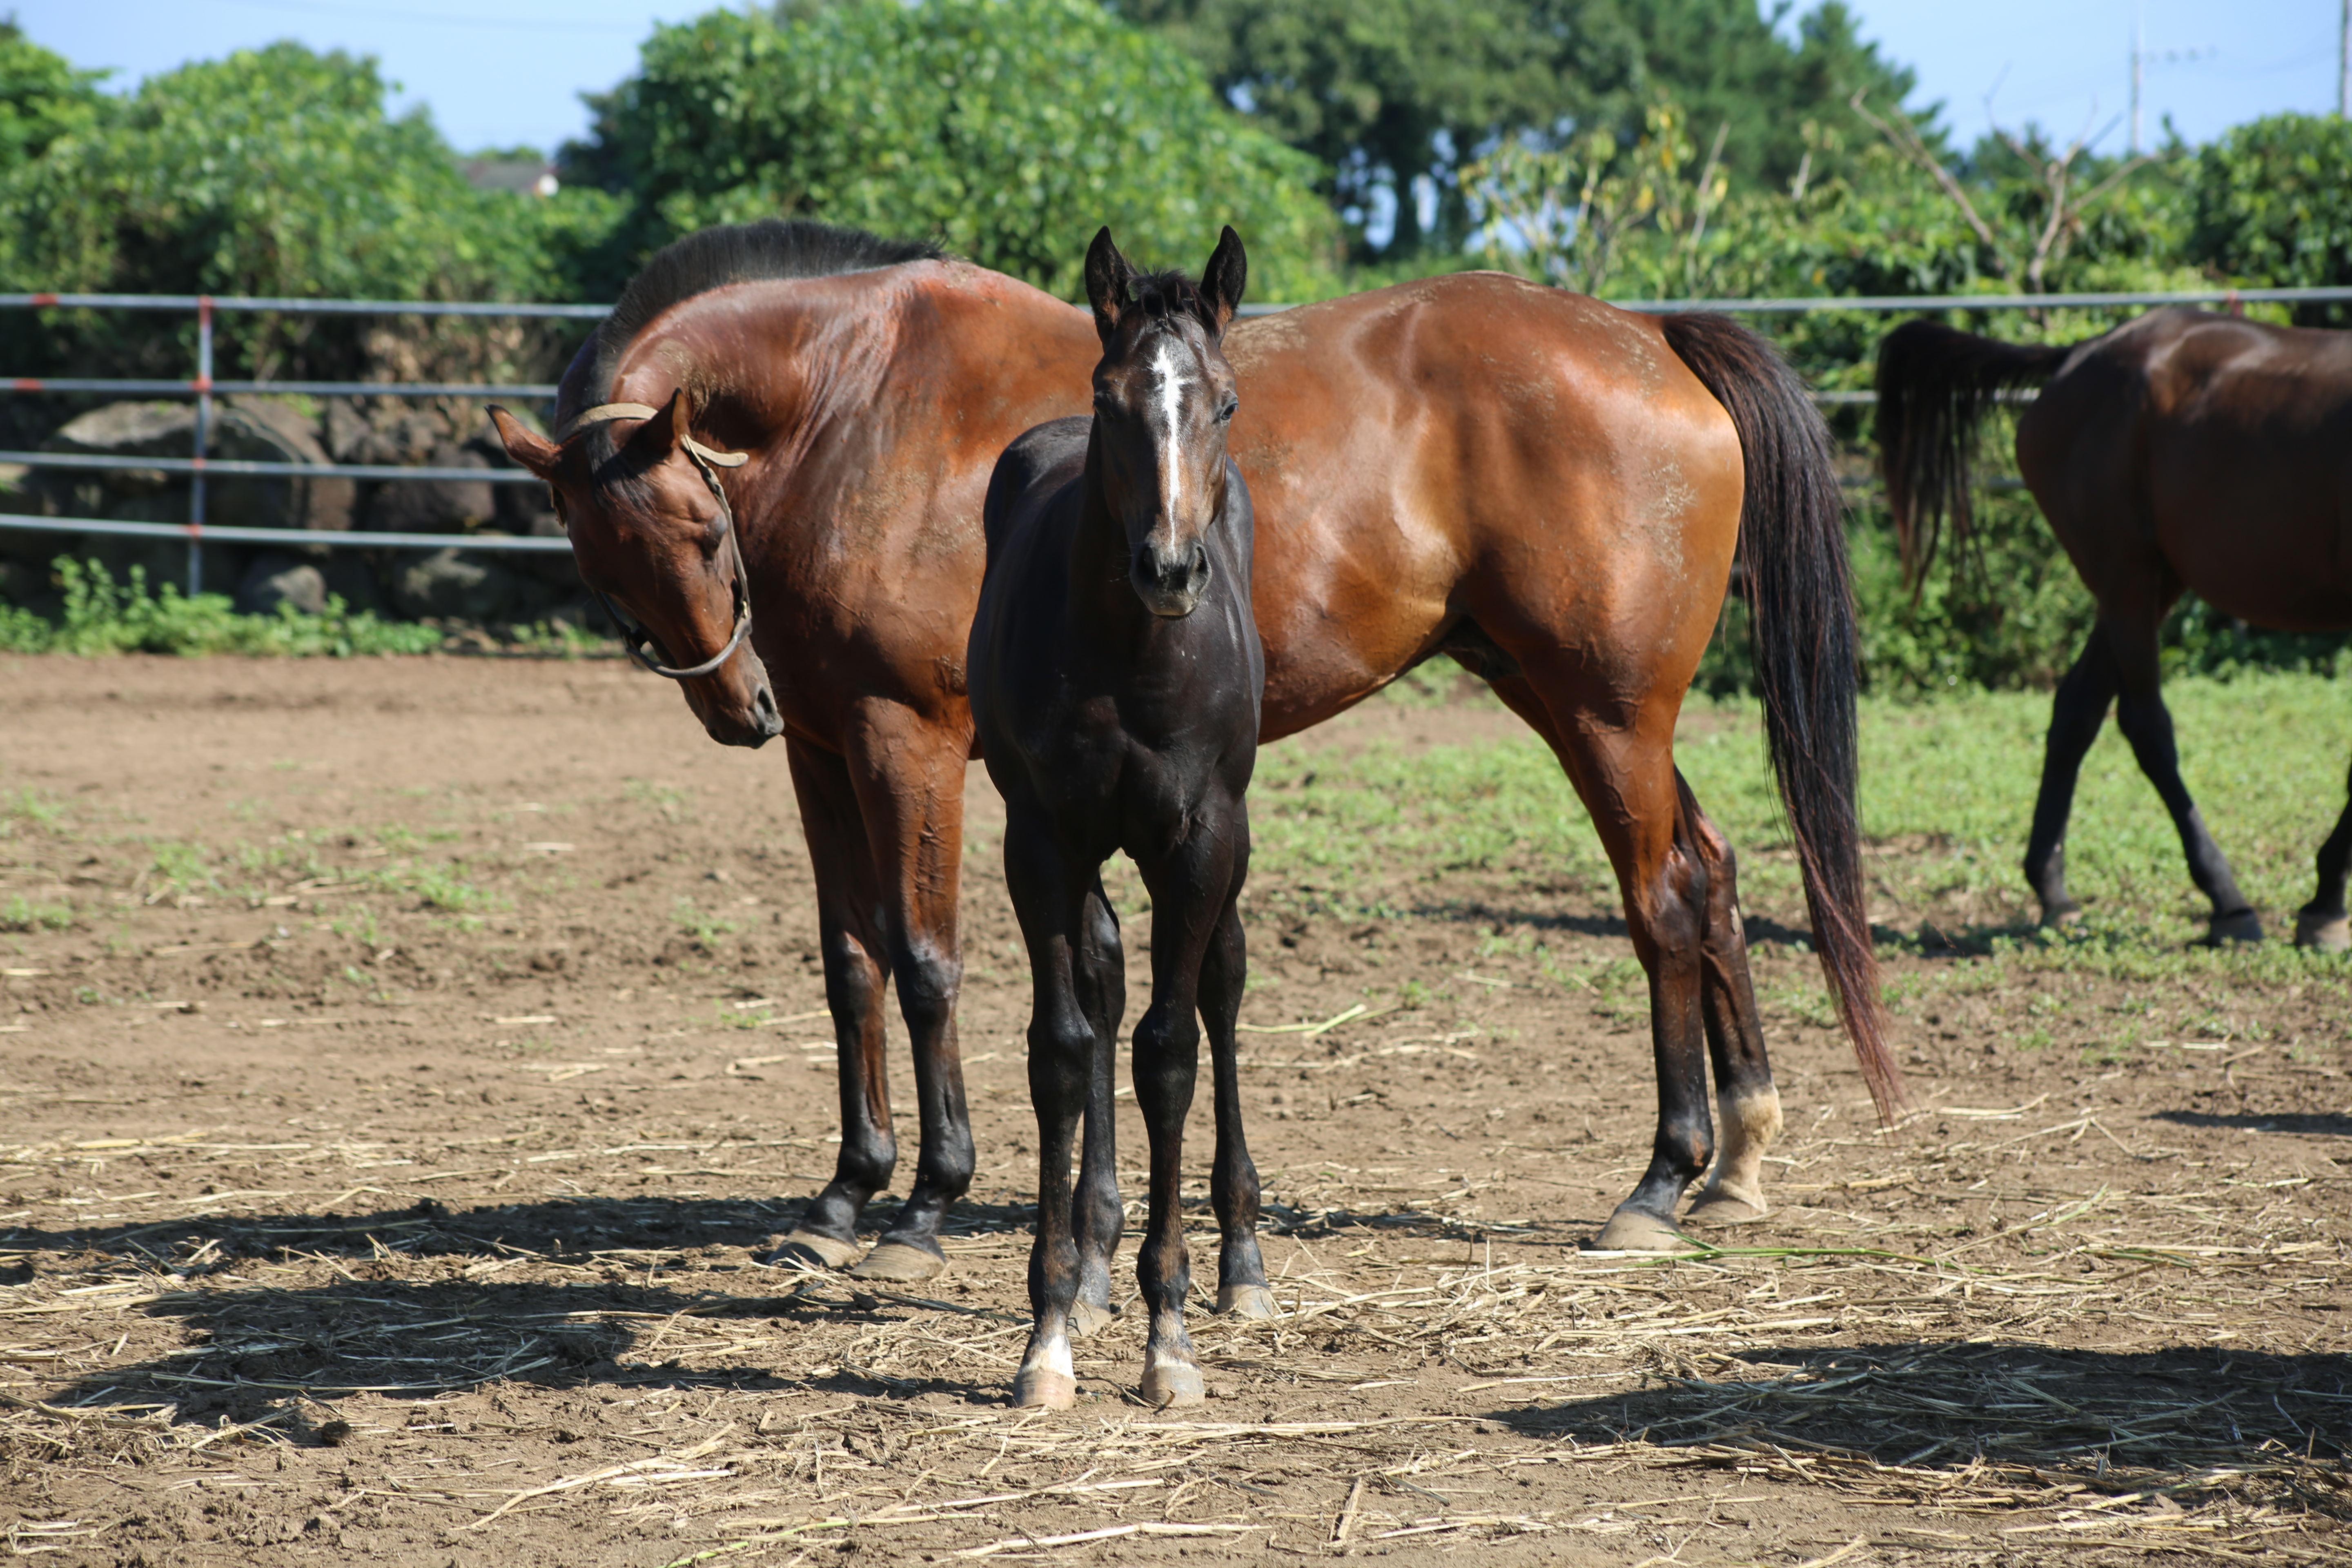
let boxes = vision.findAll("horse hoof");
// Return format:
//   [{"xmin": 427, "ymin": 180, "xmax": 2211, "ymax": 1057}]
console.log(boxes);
[
  {"xmin": 849, "ymin": 1242, "xmax": 947, "ymax": 1283},
  {"xmin": 2206, "ymin": 909, "xmax": 2264, "ymax": 946},
  {"xmin": 1215, "ymin": 1284, "xmax": 1278, "ymax": 1319},
  {"xmin": 2294, "ymin": 911, "xmax": 2351, "ymax": 953},
  {"xmin": 1591, "ymin": 1206, "xmax": 1702, "ymax": 1253},
  {"xmin": 1068, "ymin": 1296, "xmax": 1119, "ymax": 1339},
  {"xmin": 1139, "ymin": 1360, "xmax": 1205, "ymax": 1408},
  {"xmin": 1011, "ymin": 1368, "xmax": 1077, "ymax": 1410},
  {"xmin": 769, "ymin": 1230, "xmax": 860, "ymax": 1271},
  {"xmin": 2039, "ymin": 900, "xmax": 2083, "ymax": 929},
  {"xmin": 1684, "ymin": 1191, "xmax": 1768, "ymax": 1228}
]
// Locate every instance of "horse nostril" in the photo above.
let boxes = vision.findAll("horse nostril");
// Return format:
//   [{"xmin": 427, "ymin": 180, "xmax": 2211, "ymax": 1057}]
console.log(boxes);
[
  {"xmin": 1189, "ymin": 544, "xmax": 1209, "ymax": 583},
  {"xmin": 753, "ymin": 685, "xmax": 781, "ymax": 729}
]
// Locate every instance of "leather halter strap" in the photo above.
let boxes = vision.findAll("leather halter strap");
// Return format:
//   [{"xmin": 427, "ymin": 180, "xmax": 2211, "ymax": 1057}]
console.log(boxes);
[{"xmin": 557, "ymin": 402, "xmax": 755, "ymax": 682}]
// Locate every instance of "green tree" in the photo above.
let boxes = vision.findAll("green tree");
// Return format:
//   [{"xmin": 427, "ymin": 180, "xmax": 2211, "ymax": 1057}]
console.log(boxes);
[
  {"xmin": 0, "ymin": 20, "xmax": 104, "ymax": 176},
  {"xmin": 0, "ymin": 41, "xmax": 621, "ymax": 378},
  {"xmin": 2188, "ymin": 112, "xmax": 2352, "ymax": 326},
  {"xmin": 1118, "ymin": 0, "xmax": 1920, "ymax": 258},
  {"xmin": 562, "ymin": 0, "xmax": 1341, "ymax": 301}
]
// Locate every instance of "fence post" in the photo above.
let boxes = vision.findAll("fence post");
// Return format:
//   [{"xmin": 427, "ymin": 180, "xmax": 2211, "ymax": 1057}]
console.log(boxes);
[{"xmin": 188, "ymin": 295, "xmax": 212, "ymax": 595}]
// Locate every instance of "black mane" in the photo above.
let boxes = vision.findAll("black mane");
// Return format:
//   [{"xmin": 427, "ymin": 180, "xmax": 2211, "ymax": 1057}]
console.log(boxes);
[
  {"xmin": 580, "ymin": 220, "xmax": 943, "ymax": 409},
  {"xmin": 1128, "ymin": 269, "xmax": 1207, "ymax": 325}
]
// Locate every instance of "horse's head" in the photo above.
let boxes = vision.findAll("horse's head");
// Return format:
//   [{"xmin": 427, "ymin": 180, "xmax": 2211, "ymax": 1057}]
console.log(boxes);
[
  {"xmin": 1084, "ymin": 225, "xmax": 1247, "ymax": 619},
  {"xmin": 489, "ymin": 390, "xmax": 784, "ymax": 748}
]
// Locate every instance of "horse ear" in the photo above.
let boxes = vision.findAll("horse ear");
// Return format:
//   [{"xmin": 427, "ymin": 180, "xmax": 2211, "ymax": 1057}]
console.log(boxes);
[
  {"xmin": 624, "ymin": 388, "xmax": 690, "ymax": 464},
  {"xmin": 1199, "ymin": 225, "xmax": 1247, "ymax": 334},
  {"xmin": 487, "ymin": 406, "xmax": 561, "ymax": 479},
  {"xmin": 1085, "ymin": 227, "xmax": 1131, "ymax": 342}
]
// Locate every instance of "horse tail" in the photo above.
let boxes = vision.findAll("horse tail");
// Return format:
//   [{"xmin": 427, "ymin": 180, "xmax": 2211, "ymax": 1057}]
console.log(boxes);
[
  {"xmin": 1660, "ymin": 311, "xmax": 1909, "ymax": 1126},
  {"xmin": 1873, "ymin": 321, "xmax": 2072, "ymax": 586}
]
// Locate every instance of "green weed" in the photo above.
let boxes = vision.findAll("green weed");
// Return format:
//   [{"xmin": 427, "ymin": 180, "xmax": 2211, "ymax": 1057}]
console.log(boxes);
[
  {"xmin": 0, "ymin": 895, "xmax": 72, "ymax": 932},
  {"xmin": 673, "ymin": 897, "xmax": 742, "ymax": 944}
]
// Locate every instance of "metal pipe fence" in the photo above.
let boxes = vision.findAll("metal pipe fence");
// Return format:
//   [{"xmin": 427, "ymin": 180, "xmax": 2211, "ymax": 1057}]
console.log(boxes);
[
  {"xmin": 0, "ymin": 292, "xmax": 602, "ymax": 594},
  {"xmin": 5, "ymin": 282, "xmax": 2348, "ymax": 599}
]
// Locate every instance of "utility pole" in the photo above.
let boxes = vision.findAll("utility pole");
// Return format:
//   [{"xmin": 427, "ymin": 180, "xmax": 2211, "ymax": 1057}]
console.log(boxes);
[{"xmin": 2131, "ymin": 6, "xmax": 2145, "ymax": 153}]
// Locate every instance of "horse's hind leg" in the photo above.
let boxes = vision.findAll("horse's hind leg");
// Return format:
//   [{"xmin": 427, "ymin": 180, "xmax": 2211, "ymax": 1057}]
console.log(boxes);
[
  {"xmin": 2107, "ymin": 615, "xmax": 2261, "ymax": 942},
  {"xmin": 1198, "ymin": 849, "xmax": 1273, "ymax": 1319},
  {"xmin": 2294, "ymin": 755, "xmax": 2352, "ymax": 952},
  {"xmin": 2023, "ymin": 627, "xmax": 2123, "ymax": 926},
  {"xmin": 1674, "ymin": 772, "xmax": 1784, "ymax": 1229},
  {"xmin": 1003, "ymin": 806, "xmax": 1101, "ymax": 1409},
  {"xmin": 1069, "ymin": 882, "xmax": 1126, "ymax": 1336}
]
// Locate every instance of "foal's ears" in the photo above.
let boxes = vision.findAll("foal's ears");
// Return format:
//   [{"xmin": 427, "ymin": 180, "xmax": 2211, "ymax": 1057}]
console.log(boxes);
[
  {"xmin": 487, "ymin": 406, "xmax": 560, "ymax": 479},
  {"xmin": 1199, "ymin": 225, "xmax": 1247, "ymax": 335},
  {"xmin": 1085, "ymin": 226, "xmax": 1133, "ymax": 343}
]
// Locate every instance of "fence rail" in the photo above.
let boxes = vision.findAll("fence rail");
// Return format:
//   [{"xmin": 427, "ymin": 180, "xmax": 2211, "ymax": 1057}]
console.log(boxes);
[{"xmin": 7, "ymin": 281, "xmax": 2349, "ymax": 597}]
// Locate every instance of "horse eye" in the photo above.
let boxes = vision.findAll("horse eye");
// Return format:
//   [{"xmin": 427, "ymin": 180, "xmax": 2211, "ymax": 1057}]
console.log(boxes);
[
  {"xmin": 1217, "ymin": 399, "xmax": 1238, "ymax": 423},
  {"xmin": 547, "ymin": 486, "xmax": 568, "ymax": 525}
]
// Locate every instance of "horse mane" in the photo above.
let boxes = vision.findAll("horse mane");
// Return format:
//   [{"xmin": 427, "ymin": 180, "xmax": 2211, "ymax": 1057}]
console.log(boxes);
[
  {"xmin": 1127, "ymin": 270, "xmax": 1209, "ymax": 329},
  {"xmin": 576, "ymin": 219, "xmax": 944, "ymax": 415}
]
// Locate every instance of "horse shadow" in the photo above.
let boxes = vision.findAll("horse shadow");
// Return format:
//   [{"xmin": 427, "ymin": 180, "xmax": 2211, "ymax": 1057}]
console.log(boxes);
[
  {"xmin": 5, "ymin": 1193, "xmax": 1056, "ymax": 1429},
  {"xmin": 1486, "ymin": 1339, "xmax": 2352, "ymax": 1489},
  {"xmin": 2156, "ymin": 1110, "xmax": 2352, "ymax": 1138}
]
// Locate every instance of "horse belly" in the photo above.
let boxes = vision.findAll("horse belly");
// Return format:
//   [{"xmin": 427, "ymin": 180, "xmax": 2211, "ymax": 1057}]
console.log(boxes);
[{"xmin": 2150, "ymin": 423, "xmax": 2352, "ymax": 632}]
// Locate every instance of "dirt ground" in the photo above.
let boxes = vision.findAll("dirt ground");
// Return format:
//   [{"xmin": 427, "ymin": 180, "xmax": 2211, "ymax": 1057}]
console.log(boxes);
[{"xmin": 0, "ymin": 653, "xmax": 2345, "ymax": 1567}]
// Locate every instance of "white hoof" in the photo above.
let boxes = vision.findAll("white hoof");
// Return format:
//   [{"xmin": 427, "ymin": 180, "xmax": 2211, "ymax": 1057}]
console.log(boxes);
[
  {"xmin": 771, "ymin": 1230, "xmax": 860, "ymax": 1270},
  {"xmin": 1215, "ymin": 1284, "xmax": 1278, "ymax": 1319},
  {"xmin": 2295, "ymin": 911, "xmax": 2350, "ymax": 953},
  {"xmin": 849, "ymin": 1242, "xmax": 947, "ymax": 1283},
  {"xmin": 1139, "ymin": 1358, "xmax": 1204, "ymax": 1408},
  {"xmin": 1592, "ymin": 1205, "xmax": 1702, "ymax": 1253},
  {"xmin": 1013, "ymin": 1335, "xmax": 1076, "ymax": 1409},
  {"xmin": 1068, "ymin": 1295, "xmax": 1118, "ymax": 1339}
]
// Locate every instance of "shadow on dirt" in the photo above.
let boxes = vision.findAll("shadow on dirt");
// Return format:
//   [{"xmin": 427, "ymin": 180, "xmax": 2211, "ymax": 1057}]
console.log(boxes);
[
  {"xmin": 0, "ymin": 1192, "xmax": 1052, "ymax": 1271},
  {"xmin": 1488, "ymin": 1339, "xmax": 2352, "ymax": 1490},
  {"xmin": 2155, "ymin": 1110, "xmax": 2352, "ymax": 1137},
  {"xmin": 30, "ymin": 1269, "xmax": 1016, "ymax": 1430}
]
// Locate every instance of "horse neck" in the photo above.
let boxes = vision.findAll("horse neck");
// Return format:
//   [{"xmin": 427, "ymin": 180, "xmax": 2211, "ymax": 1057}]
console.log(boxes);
[{"xmin": 1071, "ymin": 427, "xmax": 1149, "ymax": 636}]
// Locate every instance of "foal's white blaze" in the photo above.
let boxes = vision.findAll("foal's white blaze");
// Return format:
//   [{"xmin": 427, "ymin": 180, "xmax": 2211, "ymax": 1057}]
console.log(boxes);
[{"xmin": 1150, "ymin": 340, "xmax": 1191, "ymax": 522}]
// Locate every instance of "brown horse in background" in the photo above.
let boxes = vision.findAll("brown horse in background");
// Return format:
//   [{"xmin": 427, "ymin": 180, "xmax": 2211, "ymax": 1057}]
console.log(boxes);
[
  {"xmin": 491, "ymin": 219, "xmax": 1906, "ymax": 1284},
  {"xmin": 1876, "ymin": 308, "xmax": 2352, "ymax": 949}
]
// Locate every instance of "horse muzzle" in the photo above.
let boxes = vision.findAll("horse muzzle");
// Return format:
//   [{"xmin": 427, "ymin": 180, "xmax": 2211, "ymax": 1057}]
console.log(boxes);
[
  {"xmin": 1131, "ymin": 540, "xmax": 1210, "ymax": 618},
  {"xmin": 700, "ymin": 671, "xmax": 786, "ymax": 748}
]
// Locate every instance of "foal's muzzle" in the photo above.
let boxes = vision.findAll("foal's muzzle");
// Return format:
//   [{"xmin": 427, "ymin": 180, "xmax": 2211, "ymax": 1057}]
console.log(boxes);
[{"xmin": 1132, "ymin": 541, "xmax": 1210, "ymax": 618}]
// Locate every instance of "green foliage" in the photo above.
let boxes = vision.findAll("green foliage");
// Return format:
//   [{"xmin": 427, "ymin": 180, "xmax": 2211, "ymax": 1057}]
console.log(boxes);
[
  {"xmin": 565, "ymin": 0, "xmax": 1340, "ymax": 301},
  {"xmin": 0, "ymin": 558, "xmax": 443, "ymax": 657},
  {"xmin": 1123, "ymin": 0, "xmax": 1918, "ymax": 257},
  {"xmin": 0, "ymin": 39, "xmax": 620, "ymax": 379},
  {"xmin": 2188, "ymin": 113, "xmax": 2352, "ymax": 327},
  {"xmin": 0, "ymin": 20, "xmax": 104, "ymax": 177},
  {"xmin": 0, "ymin": 894, "xmax": 72, "ymax": 932}
]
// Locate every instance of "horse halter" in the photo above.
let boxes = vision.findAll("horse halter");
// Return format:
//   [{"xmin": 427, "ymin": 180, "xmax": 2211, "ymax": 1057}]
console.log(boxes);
[{"xmin": 555, "ymin": 401, "xmax": 754, "ymax": 682}]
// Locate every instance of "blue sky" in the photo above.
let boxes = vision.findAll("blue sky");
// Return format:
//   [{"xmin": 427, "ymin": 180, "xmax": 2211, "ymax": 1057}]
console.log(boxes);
[{"xmin": 13, "ymin": 0, "xmax": 2345, "ymax": 158}]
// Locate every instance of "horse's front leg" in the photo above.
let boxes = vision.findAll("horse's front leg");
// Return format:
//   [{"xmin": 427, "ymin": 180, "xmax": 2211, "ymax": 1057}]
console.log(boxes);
[
  {"xmin": 774, "ymin": 736, "xmax": 898, "ymax": 1271},
  {"xmin": 1003, "ymin": 806, "xmax": 1102, "ymax": 1410},
  {"xmin": 844, "ymin": 702, "xmax": 978, "ymax": 1283},
  {"xmin": 2296, "ymin": 756, "xmax": 2352, "ymax": 952},
  {"xmin": 1129, "ymin": 825, "xmax": 1238, "ymax": 1407},
  {"xmin": 1196, "ymin": 830, "xmax": 1272, "ymax": 1318},
  {"xmin": 1069, "ymin": 880, "xmax": 1127, "ymax": 1335}
]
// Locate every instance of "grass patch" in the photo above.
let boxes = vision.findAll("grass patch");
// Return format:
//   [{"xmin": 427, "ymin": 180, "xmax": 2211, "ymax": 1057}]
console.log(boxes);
[{"xmin": 0, "ymin": 895, "xmax": 72, "ymax": 932}]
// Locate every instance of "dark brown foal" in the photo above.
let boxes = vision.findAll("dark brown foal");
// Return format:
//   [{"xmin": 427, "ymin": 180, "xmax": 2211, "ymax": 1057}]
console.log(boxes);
[{"xmin": 971, "ymin": 229, "xmax": 1265, "ymax": 1408}]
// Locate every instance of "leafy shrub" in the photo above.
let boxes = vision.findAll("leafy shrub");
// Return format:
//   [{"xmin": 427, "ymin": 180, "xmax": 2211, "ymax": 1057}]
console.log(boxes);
[
  {"xmin": 2188, "ymin": 112, "xmax": 2352, "ymax": 326},
  {"xmin": 563, "ymin": 0, "xmax": 1341, "ymax": 301},
  {"xmin": 0, "ymin": 558, "xmax": 443, "ymax": 656}
]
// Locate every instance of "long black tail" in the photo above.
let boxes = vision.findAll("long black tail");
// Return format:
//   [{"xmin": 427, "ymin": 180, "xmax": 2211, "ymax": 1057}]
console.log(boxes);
[
  {"xmin": 1662, "ymin": 312, "xmax": 1908, "ymax": 1125},
  {"xmin": 1873, "ymin": 321, "xmax": 2074, "ymax": 585}
]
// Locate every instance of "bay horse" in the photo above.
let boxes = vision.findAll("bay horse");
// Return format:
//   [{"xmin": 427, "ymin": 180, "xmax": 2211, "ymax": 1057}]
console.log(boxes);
[
  {"xmin": 973, "ymin": 227, "xmax": 1265, "ymax": 1408},
  {"xmin": 1875, "ymin": 309, "xmax": 2352, "ymax": 949},
  {"xmin": 489, "ymin": 218, "xmax": 1906, "ymax": 1283}
]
